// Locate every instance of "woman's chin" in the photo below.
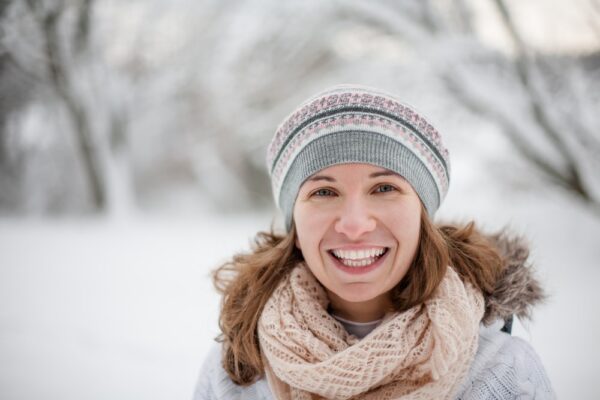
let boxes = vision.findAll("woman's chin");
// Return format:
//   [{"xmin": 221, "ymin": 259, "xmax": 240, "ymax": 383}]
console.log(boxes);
[{"xmin": 329, "ymin": 282, "xmax": 385, "ymax": 303}]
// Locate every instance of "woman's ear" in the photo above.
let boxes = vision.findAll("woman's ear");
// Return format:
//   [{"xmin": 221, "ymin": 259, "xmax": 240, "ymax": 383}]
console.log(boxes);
[{"xmin": 295, "ymin": 237, "xmax": 301, "ymax": 249}]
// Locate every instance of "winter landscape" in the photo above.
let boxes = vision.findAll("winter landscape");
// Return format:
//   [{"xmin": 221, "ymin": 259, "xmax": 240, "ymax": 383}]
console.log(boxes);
[{"xmin": 1, "ymin": 0, "xmax": 599, "ymax": 399}]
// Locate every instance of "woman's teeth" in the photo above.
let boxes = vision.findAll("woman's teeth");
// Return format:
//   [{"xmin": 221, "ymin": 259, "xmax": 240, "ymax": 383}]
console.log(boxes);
[{"xmin": 331, "ymin": 247, "xmax": 387, "ymax": 267}]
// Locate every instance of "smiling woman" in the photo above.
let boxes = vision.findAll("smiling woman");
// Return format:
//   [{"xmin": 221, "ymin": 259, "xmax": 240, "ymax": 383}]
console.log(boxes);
[{"xmin": 194, "ymin": 85, "xmax": 555, "ymax": 400}]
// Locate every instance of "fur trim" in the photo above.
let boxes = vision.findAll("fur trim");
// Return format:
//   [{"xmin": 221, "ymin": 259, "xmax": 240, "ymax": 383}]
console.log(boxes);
[{"xmin": 482, "ymin": 232, "xmax": 546, "ymax": 325}]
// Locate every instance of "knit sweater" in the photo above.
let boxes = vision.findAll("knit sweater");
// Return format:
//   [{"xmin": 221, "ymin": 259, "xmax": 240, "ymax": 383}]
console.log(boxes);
[{"xmin": 193, "ymin": 320, "xmax": 554, "ymax": 400}]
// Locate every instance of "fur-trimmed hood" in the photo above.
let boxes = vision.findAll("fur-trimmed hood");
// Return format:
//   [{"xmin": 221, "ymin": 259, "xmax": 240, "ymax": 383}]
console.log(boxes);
[{"xmin": 482, "ymin": 232, "xmax": 546, "ymax": 325}]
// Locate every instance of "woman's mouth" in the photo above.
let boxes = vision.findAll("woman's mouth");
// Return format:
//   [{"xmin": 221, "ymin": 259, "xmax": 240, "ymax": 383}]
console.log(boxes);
[{"xmin": 327, "ymin": 247, "xmax": 390, "ymax": 275}]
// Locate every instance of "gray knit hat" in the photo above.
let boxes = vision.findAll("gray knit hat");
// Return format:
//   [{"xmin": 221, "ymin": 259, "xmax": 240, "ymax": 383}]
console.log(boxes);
[{"xmin": 266, "ymin": 84, "xmax": 450, "ymax": 232}]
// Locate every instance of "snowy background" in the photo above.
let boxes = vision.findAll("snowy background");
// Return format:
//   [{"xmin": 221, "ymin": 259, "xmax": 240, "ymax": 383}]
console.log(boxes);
[{"xmin": 1, "ymin": 0, "xmax": 600, "ymax": 399}]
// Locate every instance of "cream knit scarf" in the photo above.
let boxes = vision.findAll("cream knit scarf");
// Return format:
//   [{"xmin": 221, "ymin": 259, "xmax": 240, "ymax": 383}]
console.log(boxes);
[{"xmin": 257, "ymin": 263, "xmax": 484, "ymax": 400}]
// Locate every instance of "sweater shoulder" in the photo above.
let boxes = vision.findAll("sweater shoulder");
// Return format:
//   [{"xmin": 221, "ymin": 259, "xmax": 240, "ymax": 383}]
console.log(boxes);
[
  {"xmin": 192, "ymin": 342, "xmax": 272, "ymax": 400},
  {"xmin": 457, "ymin": 326, "xmax": 555, "ymax": 400}
]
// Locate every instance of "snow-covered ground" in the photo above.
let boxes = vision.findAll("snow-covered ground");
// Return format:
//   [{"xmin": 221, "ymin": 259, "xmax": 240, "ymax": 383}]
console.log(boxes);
[
  {"xmin": 0, "ymin": 213, "xmax": 269, "ymax": 400},
  {"xmin": 1, "ymin": 190, "xmax": 599, "ymax": 399}
]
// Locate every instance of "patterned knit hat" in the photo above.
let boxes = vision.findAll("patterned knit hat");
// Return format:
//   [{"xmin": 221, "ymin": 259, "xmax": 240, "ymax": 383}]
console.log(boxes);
[{"xmin": 266, "ymin": 84, "xmax": 450, "ymax": 232}]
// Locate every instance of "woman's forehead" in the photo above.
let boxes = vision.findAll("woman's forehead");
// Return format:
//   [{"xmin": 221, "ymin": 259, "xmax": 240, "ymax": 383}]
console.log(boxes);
[{"xmin": 307, "ymin": 164, "xmax": 407, "ymax": 182}]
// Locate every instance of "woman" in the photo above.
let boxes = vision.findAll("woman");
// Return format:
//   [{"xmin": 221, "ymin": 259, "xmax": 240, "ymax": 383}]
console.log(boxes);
[{"xmin": 194, "ymin": 85, "xmax": 555, "ymax": 399}]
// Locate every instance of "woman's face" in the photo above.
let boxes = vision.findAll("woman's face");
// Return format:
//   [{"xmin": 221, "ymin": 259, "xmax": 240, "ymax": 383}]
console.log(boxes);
[{"xmin": 293, "ymin": 163, "xmax": 422, "ymax": 320}]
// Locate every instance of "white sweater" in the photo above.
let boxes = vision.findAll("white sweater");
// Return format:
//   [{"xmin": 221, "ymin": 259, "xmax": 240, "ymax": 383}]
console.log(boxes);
[{"xmin": 193, "ymin": 322, "xmax": 555, "ymax": 400}]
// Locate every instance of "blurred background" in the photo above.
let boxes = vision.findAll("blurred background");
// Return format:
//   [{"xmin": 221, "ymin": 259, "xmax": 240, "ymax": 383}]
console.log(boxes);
[{"xmin": 1, "ymin": 0, "xmax": 599, "ymax": 398}]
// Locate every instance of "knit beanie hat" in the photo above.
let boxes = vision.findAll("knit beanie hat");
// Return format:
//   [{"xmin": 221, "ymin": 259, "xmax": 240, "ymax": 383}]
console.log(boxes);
[{"xmin": 266, "ymin": 84, "xmax": 450, "ymax": 232}]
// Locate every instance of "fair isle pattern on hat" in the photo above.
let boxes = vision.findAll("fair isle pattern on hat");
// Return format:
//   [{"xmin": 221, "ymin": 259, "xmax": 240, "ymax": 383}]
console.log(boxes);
[{"xmin": 266, "ymin": 85, "xmax": 450, "ymax": 231}]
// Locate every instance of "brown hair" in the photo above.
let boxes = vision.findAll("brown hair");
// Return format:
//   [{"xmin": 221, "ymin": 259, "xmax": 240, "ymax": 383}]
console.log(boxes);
[{"xmin": 213, "ymin": 211, "xmax": 504, "ymax": 385}]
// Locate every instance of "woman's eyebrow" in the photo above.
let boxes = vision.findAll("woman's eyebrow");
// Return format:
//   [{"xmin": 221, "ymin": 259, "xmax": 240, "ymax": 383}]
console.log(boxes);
[
  {"xmin": 307, "ymin": 175, "xmax": 336, "ymax": 182},
  {"xmin": 369, "ymin": 171, "xmax": 402, "ymax": 179}
]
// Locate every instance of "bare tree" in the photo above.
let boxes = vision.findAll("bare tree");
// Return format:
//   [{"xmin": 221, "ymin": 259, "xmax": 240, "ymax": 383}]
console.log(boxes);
[
  {"xmin": 459, "ymin": 0, "xmax": 600, "ymax": 210},
  {"xmin": 25, "ymin": 0, "xmax": 105, "ymax": 209},
  {"xmin": 0, "ymin": 0, "xmax": 133, "ymax": 213}
]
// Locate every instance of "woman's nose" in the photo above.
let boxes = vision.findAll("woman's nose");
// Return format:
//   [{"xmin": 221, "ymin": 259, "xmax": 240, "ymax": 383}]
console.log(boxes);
[{"xmin": 334, "ymin": 196, "xmax": 377, "ymax": 240}]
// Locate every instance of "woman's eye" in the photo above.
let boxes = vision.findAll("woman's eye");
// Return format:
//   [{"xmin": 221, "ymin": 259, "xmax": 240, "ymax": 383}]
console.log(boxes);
[
  {"xmin": 375, "ymin": 184, "xmax": 396, "ymax": 193},
  {"xmin": 312, "ymin": 188, "xmax": 335, "ymax": 197}
]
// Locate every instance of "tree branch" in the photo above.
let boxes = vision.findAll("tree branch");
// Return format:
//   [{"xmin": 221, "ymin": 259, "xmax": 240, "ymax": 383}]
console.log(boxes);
[{"xmin": 491, "ymin": 0, "xmax": 593, "ymax": 202}]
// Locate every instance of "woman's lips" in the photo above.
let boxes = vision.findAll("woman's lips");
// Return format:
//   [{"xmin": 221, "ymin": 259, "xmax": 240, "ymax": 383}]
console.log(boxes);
[{"xmin": 327, "ymin": 248, "xmax": 389, "ymax": 275}]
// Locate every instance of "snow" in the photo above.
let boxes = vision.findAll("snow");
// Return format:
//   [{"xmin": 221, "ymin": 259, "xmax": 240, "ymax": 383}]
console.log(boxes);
[{"xmin": 0, "ymin": 214, "xmax": 270, "ymax": 399}]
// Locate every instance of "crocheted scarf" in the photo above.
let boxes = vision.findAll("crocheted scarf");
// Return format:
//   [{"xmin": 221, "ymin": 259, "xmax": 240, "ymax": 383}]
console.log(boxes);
[{"xmin": 257, "ymin": 263, "xmax": 484, "ymax": 400}]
